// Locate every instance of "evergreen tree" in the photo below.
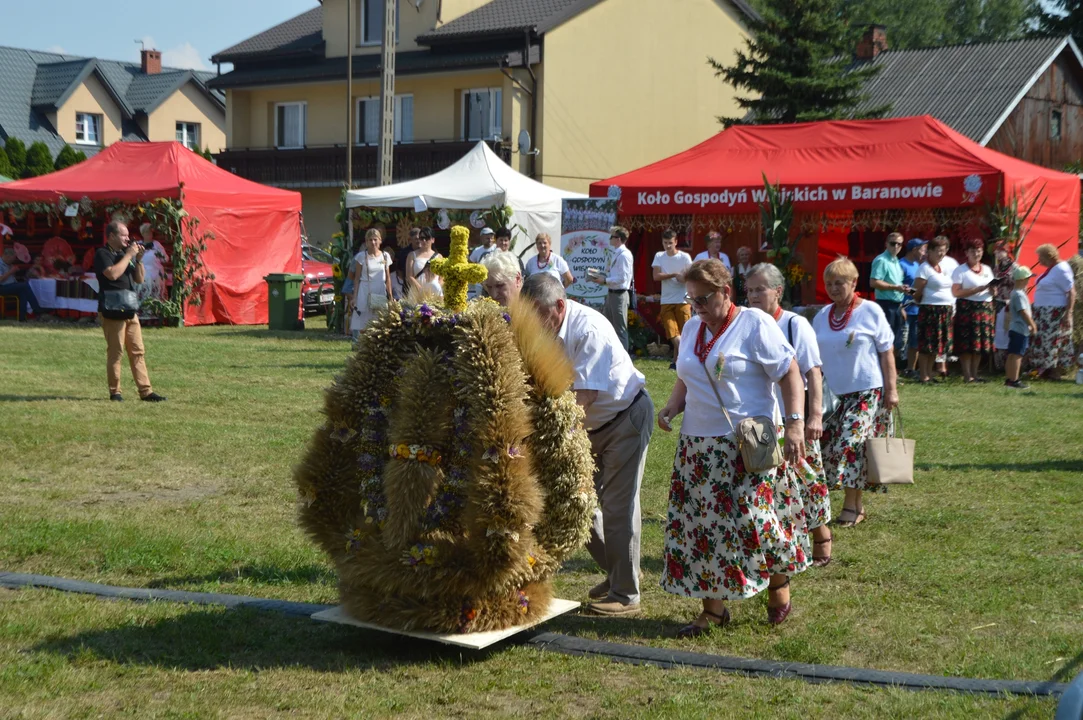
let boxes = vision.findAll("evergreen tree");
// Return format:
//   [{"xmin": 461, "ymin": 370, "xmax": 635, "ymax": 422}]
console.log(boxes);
[
  {"xmin": 53, "ymin": 144, "xmax": 84, "ymax": 170},
  {"xmin": 713, "ymin": 0, "xmax": 889, "ymax": 126},
  {"xmin": 4, "ymin": 137, "xmax": 27, "ymax": 177},
  {"xmin": 202, "ymin": 147, "xmax": 214, "ymax": 161},
  {"xmin": 23, "ymin": 142, "xmax": 54, "ymax": 177},
  {"xmin": 0, "ymin": 147, "xmax": 13, "ymax": 178},
  {"xmin": 1032, "ymin": 0, "xmax": 1083, "ymax": 42}
]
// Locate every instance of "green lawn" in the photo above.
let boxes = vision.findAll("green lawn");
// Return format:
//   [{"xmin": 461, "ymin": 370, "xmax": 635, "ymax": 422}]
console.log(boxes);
[{"xmin": 0, "ymin": 321, "xmax": 1080, "ymax": 718}]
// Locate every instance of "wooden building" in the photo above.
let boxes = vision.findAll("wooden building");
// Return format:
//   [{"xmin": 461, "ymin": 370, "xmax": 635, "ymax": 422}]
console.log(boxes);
[{"xmin": 854, "ymin": 29, "xmax": 1083, "ymax": 172}]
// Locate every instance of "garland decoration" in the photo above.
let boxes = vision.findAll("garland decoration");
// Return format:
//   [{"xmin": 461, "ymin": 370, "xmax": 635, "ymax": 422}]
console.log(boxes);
[{"xmin": 295, "ymin": 296, "xmax": 596, "ymax": 633}]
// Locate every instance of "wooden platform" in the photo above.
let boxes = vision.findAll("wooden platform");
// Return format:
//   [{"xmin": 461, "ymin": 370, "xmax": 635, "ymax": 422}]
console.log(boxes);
[{"xmin": 310, "ymin": 598, "xmax": 581, "ymax": 650}]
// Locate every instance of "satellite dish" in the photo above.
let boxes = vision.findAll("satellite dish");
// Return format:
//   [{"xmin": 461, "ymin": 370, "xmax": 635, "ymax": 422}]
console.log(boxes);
[{"xmin": 517, "ymin": 130, "xmax": 531, "ymax": 155}]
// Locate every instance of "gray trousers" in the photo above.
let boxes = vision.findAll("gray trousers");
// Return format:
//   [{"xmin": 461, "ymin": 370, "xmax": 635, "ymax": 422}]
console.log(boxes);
[
  {"xmin": 586, "ymin": 390, "xmax": 654, "ymax": 605},
  {"xmin": 603, "ymin": 291, "xmax": 630, "ymax": 351}
]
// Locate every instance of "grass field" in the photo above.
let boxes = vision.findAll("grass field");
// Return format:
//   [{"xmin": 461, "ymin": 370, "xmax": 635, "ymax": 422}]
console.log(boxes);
[{"xmin": 1, "ymin": 321, "xmax": 1081, "ymax": 719}]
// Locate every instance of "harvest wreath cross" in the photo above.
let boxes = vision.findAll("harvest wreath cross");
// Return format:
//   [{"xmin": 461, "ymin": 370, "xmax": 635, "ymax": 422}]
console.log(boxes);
[{"xmin": 430, "ymin": 225, "xmax": 488, "ymax": 311}]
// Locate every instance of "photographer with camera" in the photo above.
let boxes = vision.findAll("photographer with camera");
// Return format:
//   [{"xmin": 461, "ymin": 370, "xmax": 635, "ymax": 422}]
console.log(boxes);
[{"xmin": 93, "ymin": 221, "xmax": 166, "ymax": 402}]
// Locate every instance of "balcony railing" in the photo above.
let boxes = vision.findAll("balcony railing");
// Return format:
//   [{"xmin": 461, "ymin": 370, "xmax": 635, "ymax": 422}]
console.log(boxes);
[{"xmin": 215, "ymin": 140, "xmax": 509, "ymax": 187}]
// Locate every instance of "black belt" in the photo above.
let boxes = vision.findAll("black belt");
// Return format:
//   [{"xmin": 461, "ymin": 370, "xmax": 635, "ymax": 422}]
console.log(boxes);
[
  {"xmin": 608, "ymin": 288, "xmax": 631, "ymax": 294},
  {"xmin": 588, "ymin": 388, "xmax": 647, "ymax": 436}
]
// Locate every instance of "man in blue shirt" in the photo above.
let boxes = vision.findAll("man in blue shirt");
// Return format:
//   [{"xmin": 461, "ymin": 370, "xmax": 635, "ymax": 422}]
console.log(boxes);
[
  {"xmin": 869, "ymin": 233, "xmax": 909, "ymax": 362},
  {"xmin": 897, "ymin": 238, "xmax": 926, "ymax": 378}
]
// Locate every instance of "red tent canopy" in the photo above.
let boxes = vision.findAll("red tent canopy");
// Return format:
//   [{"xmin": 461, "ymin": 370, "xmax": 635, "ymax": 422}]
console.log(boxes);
[
  {"xmin": 591, "ymin": 116, "xmax": 1079, "ymax": 273},
  {"xmin": 0, "ymin": 142, "xmax": 302, "ymax": 325}
]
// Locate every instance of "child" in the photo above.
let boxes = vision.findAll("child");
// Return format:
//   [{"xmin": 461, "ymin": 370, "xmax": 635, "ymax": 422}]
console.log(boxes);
[{"xmin": 1004, "ymin": 265, "xmax": 1038, "ymax": 389}]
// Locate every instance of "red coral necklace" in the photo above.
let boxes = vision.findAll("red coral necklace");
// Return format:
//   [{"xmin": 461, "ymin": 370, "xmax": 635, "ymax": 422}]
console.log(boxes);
[
  {"xmin": 695, "ymin": 303, "xmax": 737, "ymax": 364},
  {"xmin": 828, "ymin": 296, "xmax": 857, "ymax": 332},
  {"xmin": 772, "ymin": 306, "xmax": 783, "ymax": 322}
]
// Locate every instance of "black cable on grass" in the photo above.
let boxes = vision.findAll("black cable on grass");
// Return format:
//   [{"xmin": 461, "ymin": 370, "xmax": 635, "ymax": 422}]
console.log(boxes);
[{"xmin": 1, "ymin": 572, "xmax": 1072, "ymax": 699}]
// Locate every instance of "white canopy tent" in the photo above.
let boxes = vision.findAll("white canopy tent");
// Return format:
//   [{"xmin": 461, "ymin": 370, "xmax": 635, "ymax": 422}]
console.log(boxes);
[{"xmin": 344, "ymin": 142, "xmax": 585, "ymax": 255}]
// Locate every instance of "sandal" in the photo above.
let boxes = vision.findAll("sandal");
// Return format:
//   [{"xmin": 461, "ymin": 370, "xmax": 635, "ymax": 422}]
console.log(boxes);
[
  {"xmin": 767, "ymin": 579, "xmax": 792, "ymax": 625},
  {"xmin": 812, "ymin": 532, "xmax": 833, "ymax": 568},
  {"xmin": 837, "ymin": 507, "xmax": 866, "ymax": 527},
  {"xmin": 675, "ymin": 607, "xmax": 730, "ymax": 639}
]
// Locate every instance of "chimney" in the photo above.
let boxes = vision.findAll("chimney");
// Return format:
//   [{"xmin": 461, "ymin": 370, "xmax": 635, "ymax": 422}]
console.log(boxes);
[
  {"xmin": 141, "ymin": 48, "xmax": 162, "ymax": 75},
  {"xmin": 856, "ymin": 25, "xmax": 888, "ymax": 61}
]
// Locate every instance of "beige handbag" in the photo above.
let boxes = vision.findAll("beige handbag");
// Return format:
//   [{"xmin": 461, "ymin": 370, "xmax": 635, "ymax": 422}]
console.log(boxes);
[
  {"xmin": 865, "ymin": 409, "xmax": 915, "ymax": 485},
  {"xmin": 702, "ymin": 363, "xmax": 783, "ymax": 472}
]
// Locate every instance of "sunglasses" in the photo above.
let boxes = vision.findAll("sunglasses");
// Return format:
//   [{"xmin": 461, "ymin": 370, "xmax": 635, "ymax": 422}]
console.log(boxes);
[{"xmin": 684, "ymin": 290, "xmax": 719, "ymax": 306}]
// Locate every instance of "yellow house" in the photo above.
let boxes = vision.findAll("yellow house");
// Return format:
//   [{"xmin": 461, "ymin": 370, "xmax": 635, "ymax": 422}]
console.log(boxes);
[
  {"xmin": 211, "ymin": 0, "xmax": 755, "ymax": 246},
  {"xmin": 0, "ymin": 45, "xmax": 226, "ymax": 161}
]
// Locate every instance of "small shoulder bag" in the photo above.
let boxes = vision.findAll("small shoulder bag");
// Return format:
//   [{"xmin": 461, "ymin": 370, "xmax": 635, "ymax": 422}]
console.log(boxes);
[
  {"xmin": 865, "ymin": 408, "xmax": 915, "ymax": 485},
  {"xmin": 701, "ymin": 362, "xmax": 782, "ymax": 472}
]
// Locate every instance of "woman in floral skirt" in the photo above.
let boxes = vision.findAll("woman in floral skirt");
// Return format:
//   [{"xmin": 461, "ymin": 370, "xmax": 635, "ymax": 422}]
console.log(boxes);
[
  {"xmin": 951, "ymin": 237, "xmax": 996, "ymax": 383},
  {"xmin": 657, "ymin": 259, "xmax": 810, "ymax": 636},
  {"xmin": 913, "ymin": 236, "xmax": 955, "ymax": 384},
  {"xmin": 745, "ymin": 263, "xmax": 833, "ymax": 567},
  {"xmin": 813, "ymin": 257, "xmax": 899, "ymax": 528},
  {"xmin": 1031, "ymin": 244, "xmax": 1076, "ymax": 379}
]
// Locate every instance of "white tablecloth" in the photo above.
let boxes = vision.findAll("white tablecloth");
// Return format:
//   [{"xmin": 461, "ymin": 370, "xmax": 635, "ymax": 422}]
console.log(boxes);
[{"xmin": 28, "ymin": 278, "xmax": 99, "ymax": 313}]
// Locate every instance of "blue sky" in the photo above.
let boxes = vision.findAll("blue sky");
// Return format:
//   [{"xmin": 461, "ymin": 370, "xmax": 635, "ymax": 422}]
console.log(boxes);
[{"xmin": 0, "ymin": 0, "xmax": 318, "ymax": 70}]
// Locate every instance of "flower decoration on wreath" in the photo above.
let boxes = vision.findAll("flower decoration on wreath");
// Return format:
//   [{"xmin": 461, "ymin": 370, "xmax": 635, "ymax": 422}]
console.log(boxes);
[{"xmin": 295, "ymin": 285, "xmax": 596, "ymax": 634}]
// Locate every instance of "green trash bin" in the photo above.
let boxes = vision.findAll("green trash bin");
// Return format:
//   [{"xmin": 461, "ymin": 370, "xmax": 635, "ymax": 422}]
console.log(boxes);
[{"xmin": 264, "ymin": 273, "xmax": 304, "ymax": 331}]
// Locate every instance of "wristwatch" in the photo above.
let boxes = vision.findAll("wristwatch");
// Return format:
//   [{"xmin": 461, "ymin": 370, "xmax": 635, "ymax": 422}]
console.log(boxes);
[{"xmin": 785, "ymin": 413, "xmax": 804, "ymax": 424}]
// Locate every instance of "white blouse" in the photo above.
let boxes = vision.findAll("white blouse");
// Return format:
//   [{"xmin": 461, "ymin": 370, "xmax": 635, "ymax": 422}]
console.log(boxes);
[
  {"xmin": 813, "ymin": 300, "xmax": 893, "ymax": 396},
  {"xmin": 917, "ymin": 261, "xmax": 955, "ymax": 306},
  {"xmin": 1033, "ymin": 261, "xmax": 1075, "ymax": 308},
  {"xmin": 951, "ymin": 263, "xmax": 994, "ymax": 303},
  {"xmin": 675, "ymin": 308, "xmax": 795, "ymax": 437}
]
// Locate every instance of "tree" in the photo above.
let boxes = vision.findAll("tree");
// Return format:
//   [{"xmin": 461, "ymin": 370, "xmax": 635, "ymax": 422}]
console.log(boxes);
[
  {"xmin": 713, "ymin": 0, "xmax": 889, "ymax": 126},
  {"xmin": 0, "ymin": 147, "xmax": 13, "ymax": 178},
  {"xmin": 4, "ymin": 137, "xmax": 27, "ymax": 177},
  {"xmin": 748, "ymin": 0, "xmax": 1035, "ymax": 48},
  {"xmin": 1031, "ymin": 0, "xmax": 1083, "ymax": 42},
  {"xmin": 201, "ymin": 147, "xmax": 214, "ymax": 162},
  {"xmin": 53, "ymin": 144, "xmax": 86, "ymax": 171},
  {"xmin": 23, "ymin": 142, "xmax": 53, "ymax": 178}
]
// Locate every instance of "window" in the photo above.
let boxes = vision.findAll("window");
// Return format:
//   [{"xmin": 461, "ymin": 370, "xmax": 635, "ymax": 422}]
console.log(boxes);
[
  {"xmin": 360, "ymin": 0, "xmax": 399, "ymax": 45},
  {"xmin": 461, "ymin": 88, "xmax": 503, "ymax": 141},
  {"xmin": 1051, "ymin": 109, "xmax": 1063, "ymax": 141},
  {"xmin": 176, "ymin": 122, "xmax": 201, "ymax": 150},
  {"xmin": 75, "ymin": 113, "xmax": 101, "ymax": 145},
  {"xmin": 275, "ymin": 102, "xmax": 307, "ymax": 149},
  {"xmin": 357, "ymin": 95, "xmax": 413, "ymax": 144}
]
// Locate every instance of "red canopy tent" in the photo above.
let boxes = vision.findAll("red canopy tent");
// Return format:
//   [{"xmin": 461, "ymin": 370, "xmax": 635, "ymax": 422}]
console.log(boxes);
[
  {"xmin": 591, "ymin": 116, "xmax": 1079, "ymax": 304},
  {"xmin": 0, "ymin": 142, "xmax": 302, "ymax": 325}
]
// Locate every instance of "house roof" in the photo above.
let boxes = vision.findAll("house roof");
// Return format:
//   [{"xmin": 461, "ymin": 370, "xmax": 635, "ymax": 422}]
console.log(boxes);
[
  {"xmin": 419, "ymin": 0, "xmax": 759, "ymax": 43},
  {"xmin": 0, "ymin": 44, "xmax": 224, "ymax": 157},
  {"xmin": 211, "ymin": 7, "xmax": 323, "ymax": 63},
  {"xmin": 209, "ymin": 46, "xmax": 539, "ymax": 91},
  {"xmin": 855, "ymin": 35, "xmax": 1081, "ymax": 145}
]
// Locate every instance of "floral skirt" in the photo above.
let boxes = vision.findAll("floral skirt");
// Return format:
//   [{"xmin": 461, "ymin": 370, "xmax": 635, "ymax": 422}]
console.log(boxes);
[
  {"xmin": 953, "ymin": 299, "xmax": 995, "ymax": 354},
  {"xmin": 821, "ymin": 388, "xmax": 891, "ymax": 493},
  {"xmin": 661, "ymin": 433, "xmax": 810, "ymax": 601},
  {"xmin": 789, "ymin": 440, "xmax": 831, "ymax": 530},
  {"xmin": 918, "ymin": 305, "xmax": 953, "ymax": 356},
  {"xmin": 1031, "ymin": 306, "xmax": 1073, "ymax": 372}
]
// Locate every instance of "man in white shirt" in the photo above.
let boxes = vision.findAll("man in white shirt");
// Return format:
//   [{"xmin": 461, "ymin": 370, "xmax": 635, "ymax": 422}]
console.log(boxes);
[
  {"xmin": 592, "ymin": 225, "xmax": 633, "ymax": 350},
  {"xmin": 693, "ymin": 231, "xmax": 732, "ymax": 269},
  {"xmin": 652, "ymin": 229, "xmax": 693, "ymax": 368},
  {"xmin": 467, "ymin": 227, "xmax": 496, "ymax": 299},
  {"xmin": 521, "ymin": 273, "xmax": 653, "ymax": 617}
]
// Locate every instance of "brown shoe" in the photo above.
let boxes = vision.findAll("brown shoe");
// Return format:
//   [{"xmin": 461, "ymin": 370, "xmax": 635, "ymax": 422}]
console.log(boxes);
[
  {"xmin": 585, "ymin": 600, "xmax": 641, "ymax": 617},
  {"xmin": 588, "ymin": 580, "xmax": 610, "ymax": 600},
  {"xmin": 675, "ymin": 607, "xmax": 730, "ymax": 638}
]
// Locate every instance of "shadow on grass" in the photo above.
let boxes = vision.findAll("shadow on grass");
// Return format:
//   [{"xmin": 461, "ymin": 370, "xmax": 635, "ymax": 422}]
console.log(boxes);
[
  {"xmin": 146, "ymin": 563, "xmax": 337, "ymax": 589},
  {"xmin": 33, "ymin": 606, "xmax": 496, "ymax": 672},
  {"xmin": 213, "ymin": 328, "xmax": 347, "ymax": 342},
  {"xmin": 281, "ymin": 362, "xmax": 343, "ymax": 371},
  {"xmin": 918, "ymin": 460, "xmax": 1083, "ymax": 473},
  {"xmin": 0, "ymin": 394, "xmax": 91, "ymax": 402}
]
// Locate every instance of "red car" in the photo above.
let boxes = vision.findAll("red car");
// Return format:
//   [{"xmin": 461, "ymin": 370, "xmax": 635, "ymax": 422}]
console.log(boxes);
[{"xmin": 301, "ymin": 243, "xmax": 335, "ymax": 315}]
